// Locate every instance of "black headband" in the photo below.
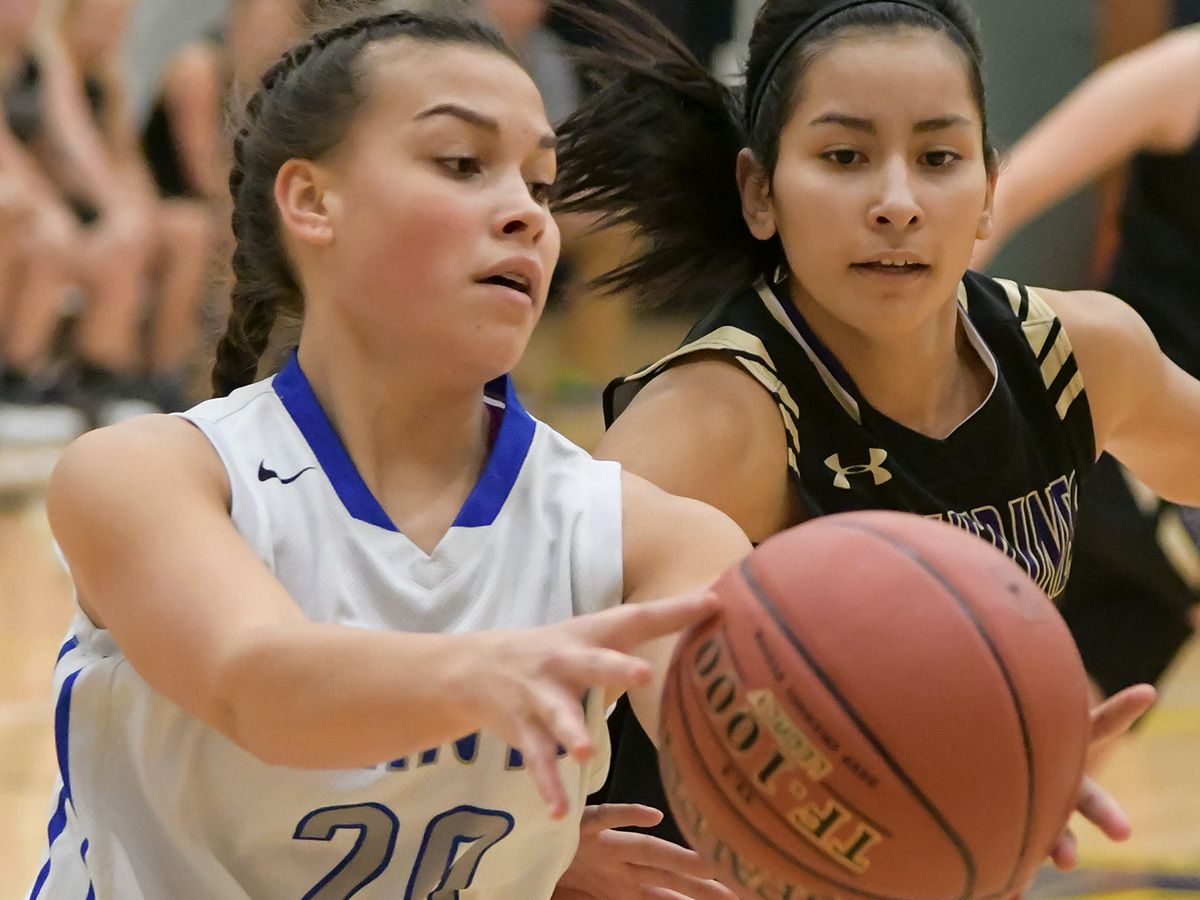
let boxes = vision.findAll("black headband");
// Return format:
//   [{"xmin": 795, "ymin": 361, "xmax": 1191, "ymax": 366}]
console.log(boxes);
[{"xmin": 747, "ymin": 0, "xmax": 963, "ymax": 129}]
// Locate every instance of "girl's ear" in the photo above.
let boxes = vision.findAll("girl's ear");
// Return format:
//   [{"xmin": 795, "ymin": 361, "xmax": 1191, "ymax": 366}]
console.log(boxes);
[
  {"xmin": 275, "ymin": 159, "xmax": 335, "ymax": 246},
  {"xmin": 736, "ymin": 148, "xmax": 777, "ymax": 241},
  {"xmin": 976, "ymin": 167, "xmax": 998, "ymax": 241}
]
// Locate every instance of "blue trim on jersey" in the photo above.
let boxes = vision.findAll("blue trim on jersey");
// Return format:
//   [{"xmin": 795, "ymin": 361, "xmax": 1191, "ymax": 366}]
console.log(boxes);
[
  {"xmin": 31, "ymin": 667, "xmax": 84, "ymax": 900},
  {"xmin": 273, "ymin": 352, "xmax": 397, "ymax": 531},
  {"xmin": 273, "ymin": 351, "xmax": 536, "ymax": 532},
  {"xmin": 81, "ymin": 840, "xmax": 95, "ymax": 900},
  {"xmin": 55, "ymin": 668, "xmax": 81, "ymax": 797},
  {"xmin": 453, "ymin": 376, "xmax": 535, "ymax": 528},
  {"xmin": 28, "ymin": 788, "xmax": 65, "ymax": 898},
  {"xmin": 56, "ymin": 636, "xmax": 78, "ymax": 663}
]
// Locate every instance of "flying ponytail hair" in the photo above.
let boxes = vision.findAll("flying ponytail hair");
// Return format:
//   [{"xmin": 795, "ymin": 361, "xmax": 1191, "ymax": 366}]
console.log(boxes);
[
  {"xmin": 211, "ymin": 7, "xmax": 513, "ymax": 397},
  {"xmin": 551, "ymin": 0, "xmax": 994, "ymax": 313},
  {"xmin": 551, "ymin": 0, "xmax": 765, "ymax": 311}
]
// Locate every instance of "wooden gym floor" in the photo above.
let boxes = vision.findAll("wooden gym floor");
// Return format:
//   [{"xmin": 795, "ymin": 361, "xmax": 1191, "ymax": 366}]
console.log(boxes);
[{"xmin": 1, "ymin": 311, "xmax": 1197, "ymax": 899}]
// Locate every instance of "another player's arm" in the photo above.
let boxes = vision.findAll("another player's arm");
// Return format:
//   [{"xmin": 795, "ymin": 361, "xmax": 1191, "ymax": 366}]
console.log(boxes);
[
  {"xmin": 619, "ymin": 471, "xmax": 753, "ymax": 741},
  {"xmin": 974, "ymin": 27, "xmax": 1200, "ymax": 267},
  {"xmin": 596, "ymin": 354, "xmax": 798, "ymax": 543},
  {"xmin": 1042, "ymin": 287, "xmax": 1200, "ymax": 505},
  {"xmin": 48, "ymin": 416, "xmax": 714, "ymax": 816}
]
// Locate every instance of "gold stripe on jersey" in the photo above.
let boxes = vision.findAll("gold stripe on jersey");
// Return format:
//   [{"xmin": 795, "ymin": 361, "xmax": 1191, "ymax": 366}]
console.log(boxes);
[
  {"xmin": 995, "ymin": 280, "xmax": 1086, "ymax": 422},
  {"xmin": 739, "ymin": 356, "xmax": 802, "ymax": 453},
  {"xmin": 621, "ymin": 325, "xmax": 802, "ymax": 457},
  {"xmin": 753, "ymin": 279, "xmax": 863, "ymax": 425},
  {"xmin": 956, "ymin": 281, "xmax": 970, "ymax": 313},
  {"xmin": 1055, "ymin": 371, "xmax": 1086, "ymax": 420},
  {"xmin": 996, "ymin": 278, "xmax": 1026, "ymax": 318}
]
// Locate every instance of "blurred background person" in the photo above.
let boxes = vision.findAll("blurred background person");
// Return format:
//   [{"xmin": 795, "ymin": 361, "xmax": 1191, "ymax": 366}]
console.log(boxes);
[
  {"xmin": 5, "ymin": 0, "xmax": 162, "ymax": 425},
  {"xmin": 137, "ymin": 0, "xmax": 307, "ymax": 385},
  {"xmin": 0, "ymin": 0, "xmax": 88, "ymax": 443},
  {"xmin": 60, "ymin": 0, "xmax": 215, "ymax": 412}
]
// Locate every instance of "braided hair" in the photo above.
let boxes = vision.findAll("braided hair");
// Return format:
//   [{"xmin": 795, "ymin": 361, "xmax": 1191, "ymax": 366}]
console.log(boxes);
[
  {"xmin": 211, "ymin": 9, "xmax": 513, "ymax": 397},
  {"xmin": 551, "ymin": 0, "xmax": 994, "ymax": 312}
]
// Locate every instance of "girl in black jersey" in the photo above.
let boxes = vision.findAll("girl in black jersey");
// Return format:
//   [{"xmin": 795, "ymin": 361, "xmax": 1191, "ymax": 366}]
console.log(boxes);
[{"xmin": 550, "ymin": 0, "xmax": 1200, "ymax": 864}]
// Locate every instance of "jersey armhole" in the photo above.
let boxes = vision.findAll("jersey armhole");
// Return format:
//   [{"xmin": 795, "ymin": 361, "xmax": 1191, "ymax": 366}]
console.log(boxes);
[
  {"xmin": 573, "ymin": 458, "xmax": 624, "ymax": 619},
  {"xmin": 173, "ymin": 413, "xmax": 274, "ymax": 565}
]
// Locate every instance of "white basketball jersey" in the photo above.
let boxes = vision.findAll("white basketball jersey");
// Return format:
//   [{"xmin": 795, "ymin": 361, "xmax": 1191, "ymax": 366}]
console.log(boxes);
[{"xmin": 29, "ymin": 353, "xmax": 624, "ymax": 900}]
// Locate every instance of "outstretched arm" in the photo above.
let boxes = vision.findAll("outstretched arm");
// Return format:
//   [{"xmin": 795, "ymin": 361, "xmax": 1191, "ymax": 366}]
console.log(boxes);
[
  {"xmin": 49, "ymin": 416, "xmax": 717, "ymax": 817},
  {"xmin": 618, "ymin": 469, "xmax": 753, "ymax": 738},
  {"xmin": 974, "ymin": 27, "xmax": 1200, "ymax": 268},
  {"xmin": 1043, "ymin": 287, "xmax": 1200, "ymax": 504}
]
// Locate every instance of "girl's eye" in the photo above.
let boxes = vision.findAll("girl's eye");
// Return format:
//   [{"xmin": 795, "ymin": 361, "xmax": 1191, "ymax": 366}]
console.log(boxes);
[
  {"xmin": 823, "ymin": 149, "xmax": 863, "ymax": 167},
  {"xmin": 440, "ymin": 157, "xmax": 482, "ymax": 177},
  {"xmin": 923, "ymin": 150, "xmax": 961, "ymax": 168},
  {"xmin": 528, "ymin": 181, "xmax": 553, "ymax": 204}
]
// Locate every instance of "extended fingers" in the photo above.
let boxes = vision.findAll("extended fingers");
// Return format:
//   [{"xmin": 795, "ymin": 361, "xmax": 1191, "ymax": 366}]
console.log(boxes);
[
  {"xmin": 515, "ymin": 717, "xmax": 572, "ymax": 820},
  {"xmin": 534, "ymin": 686, "xmax": 595, "ymax": 763},
  {"xmin": 546, "ymin": 646, "xmax": 652, "ymax": 692},
  {"xmin": 580, "ymin": 804, "xmax": 665, "ymax": 836},
  {"xmin": 586, "ymin": 593, "xmax": 720, "ymax": 650},
  {"xmin": 1090, "ymin": 684, "xmax": 1156, "ymax": 742},
  {"xmin": 633, "ymin": 866, "xmax": 738, "ymax": 900},
  {"xmin": 607, "ymin": 830, "xmax": 717, "ymax": 877},
  {"xmin": 1075, "ymin": 775, "xmax": 1131, "ymax": 842},
  {"xmin": 1049, "ymin": 826, "xmax": 1079, "ymax": 871}
]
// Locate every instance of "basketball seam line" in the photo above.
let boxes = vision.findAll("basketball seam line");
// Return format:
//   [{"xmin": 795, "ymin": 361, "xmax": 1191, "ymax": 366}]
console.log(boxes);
[
  {"xmin": 739, "ymin": 554, "xmax": 978, "ymax": 900},
  {"xmin": 827, "ymin": 521, "xmax": 1039, "ymax": 899},
  {"xmin": 722, "ymin": 622, "xmax": 894, "ymax": 840}
]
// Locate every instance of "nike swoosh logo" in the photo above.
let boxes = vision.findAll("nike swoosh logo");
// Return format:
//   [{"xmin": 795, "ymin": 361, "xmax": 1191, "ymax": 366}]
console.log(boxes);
[{"xmin": 258, "ymin": 460, "xmax": 316, "ymax": 485}]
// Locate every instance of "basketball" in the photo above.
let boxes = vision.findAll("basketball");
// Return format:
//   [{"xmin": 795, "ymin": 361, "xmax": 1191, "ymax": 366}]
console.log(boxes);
[{"xmin": 658, "ymin": 510, "xmax": 1092, "ymax": 900}]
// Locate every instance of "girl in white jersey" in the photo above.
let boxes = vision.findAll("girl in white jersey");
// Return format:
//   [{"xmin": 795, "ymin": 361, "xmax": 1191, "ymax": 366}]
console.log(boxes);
[{"xmin": 29, "ymin": 10, "xmax": 746, "ymax": 899}]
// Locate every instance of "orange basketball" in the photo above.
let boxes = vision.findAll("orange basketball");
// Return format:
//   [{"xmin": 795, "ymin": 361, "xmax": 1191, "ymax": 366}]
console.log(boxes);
[{"xmin": 658, "ymin": 510, "xmax": 1091, "ymax": 900}]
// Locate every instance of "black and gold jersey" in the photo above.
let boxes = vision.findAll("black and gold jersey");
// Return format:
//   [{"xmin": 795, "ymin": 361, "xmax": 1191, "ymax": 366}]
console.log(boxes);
[
  {"xmin": 595, "ymin": 271, "xmax": 1099, "ymax": 845},
  {"xmin": 606, "ymin": 270, "xmax": 1096, "ymax": 601}
]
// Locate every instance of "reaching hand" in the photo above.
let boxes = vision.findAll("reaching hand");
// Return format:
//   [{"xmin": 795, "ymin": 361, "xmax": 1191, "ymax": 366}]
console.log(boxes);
[
  {"xmin": 553, "ymin": 804, "xmax": 737, "ymax": 900},
  {"xmin": 1046, "ymin": 683, "xmax": 1157, "ymax": 870},
  {"xmin": 469, "ymin": 593, "xmax": 718, "ymax": 819}
]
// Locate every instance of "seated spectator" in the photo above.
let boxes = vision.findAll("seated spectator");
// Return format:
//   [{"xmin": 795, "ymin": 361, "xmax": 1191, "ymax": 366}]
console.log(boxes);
[
  {"xmin": 0, "ymin": 0, "xmax": 87, "ymax": 443},
  {"xmin": 61, "ymin": 0, "xmax": 213, "ymax": 412}
]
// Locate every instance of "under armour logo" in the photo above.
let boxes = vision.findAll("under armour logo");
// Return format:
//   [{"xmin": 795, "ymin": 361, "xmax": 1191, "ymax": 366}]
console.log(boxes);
[{"xmin": 825, "ymin": 449, "xmax": 892, "ymax": 490}]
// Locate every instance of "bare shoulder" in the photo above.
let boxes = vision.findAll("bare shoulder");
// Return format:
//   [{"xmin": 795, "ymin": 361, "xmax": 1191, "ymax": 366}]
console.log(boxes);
[
  {"xmin": 620, "ymin": 468, "xmax": 750, "ymax": 554},
  {"xmin": 620, "ymin": 468, "xmax": 752, "ymax": 604},
  {"xmin": 598, "ymin": 353, "xmax": 793, "ymax": 540},
  {"xmin": 1035, "ymin": 287, "xmax": 1162, "ymax": 447},
  {"xmin": 1035, "ymin": 287, "xmax": 1157, "ymax": 355},
  {"xmin": 49, "ymin": 414, "xmax": 229, "ymax": 532},
  {"xmin": 624, "ymin": 351, "xmax": 783, "ymax": 425}
]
